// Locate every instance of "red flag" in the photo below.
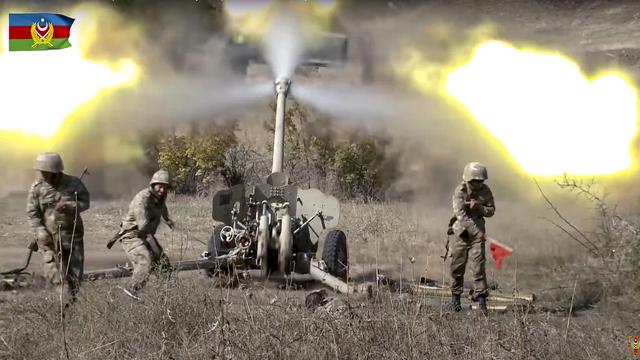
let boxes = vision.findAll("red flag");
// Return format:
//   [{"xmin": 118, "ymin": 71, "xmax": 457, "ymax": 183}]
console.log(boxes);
[{"xmin": 487, "ymin": 237, "xmax": 513, "ymax": 270}]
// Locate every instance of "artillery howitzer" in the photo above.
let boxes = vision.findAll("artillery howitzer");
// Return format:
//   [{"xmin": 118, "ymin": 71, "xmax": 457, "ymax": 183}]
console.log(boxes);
[
  {"xmin": 204, "ymin": 77, "xmax": 352, "ymax": 290},
  {"xmin": 84, "ymin": 78, "xmax": 358, "ymax": 294}
]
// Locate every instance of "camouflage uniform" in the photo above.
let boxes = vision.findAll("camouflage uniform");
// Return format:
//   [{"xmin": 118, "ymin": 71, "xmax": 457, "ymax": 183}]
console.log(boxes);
[
  {"xmin": 117, "ymin": 171, "xmax": 173, "ymax": 294},
  {"xmin": 26, "ymin": 154, "xmax": 90, "ymax": 301},
  {"xmin": 449, "ymin": 163, "xmax": 495, "ymax": 306}
]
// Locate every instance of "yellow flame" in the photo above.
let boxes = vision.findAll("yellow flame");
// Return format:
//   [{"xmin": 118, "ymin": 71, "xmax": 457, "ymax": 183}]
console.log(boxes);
[
  {"xmin": 0, "ymin": 8, "xmax": 139, "ymax": 139},
  {"xmin": 397, "ymin": 39, "xmax": 639, "ymax": 176},
  {"xmin": 446, "ymin": 41, "xmax": 638, "ymax": 176}
]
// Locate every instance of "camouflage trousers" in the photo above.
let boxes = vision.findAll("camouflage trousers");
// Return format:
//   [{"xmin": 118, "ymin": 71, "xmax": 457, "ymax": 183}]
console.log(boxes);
[
  {"xmin": 120, "ymin": 233, "xmax": 171, "ymax": 293},
  {"xmin": 40, "ymin": 236, "xmax": 84, "ymax": 302},
  {"xmin": 450, "ymin": 232, "xmax": 488, "ymax": 298}
]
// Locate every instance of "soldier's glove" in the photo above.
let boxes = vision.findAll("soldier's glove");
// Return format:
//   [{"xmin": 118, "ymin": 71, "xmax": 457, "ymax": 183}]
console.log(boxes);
[
  {"xmin": 475, "ymin": 231, "xmax": 486, "ymax": 241},
  {"xmin": 165, "ymin": 219, "xmax": 175, "ymax": 230},
  {"xmin": 27, "ymin": 238, "xmax": 39, "ymax": 252},
  {"xmin": 36, "ymin": 228, "xmax": 53, "ymax": 247}
]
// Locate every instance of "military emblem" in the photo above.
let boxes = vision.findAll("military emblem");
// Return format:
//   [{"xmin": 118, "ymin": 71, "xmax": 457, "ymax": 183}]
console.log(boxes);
[
  {"xmin": 30, "ymin": 17, "xmax": 54, "ymax": 48},
  {"xmin": 628, "ymin": 336, "xmax": 640, "ymax": 356}
]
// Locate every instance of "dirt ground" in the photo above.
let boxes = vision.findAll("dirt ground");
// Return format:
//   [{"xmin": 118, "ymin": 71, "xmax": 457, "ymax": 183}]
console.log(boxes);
[
  {"xmin": 0, "ymin": 193, "xmax": 580, "ymax": 291},
  {"xmin": 0, "ymin": 194, "xmax": 637, "ymax": 359}
]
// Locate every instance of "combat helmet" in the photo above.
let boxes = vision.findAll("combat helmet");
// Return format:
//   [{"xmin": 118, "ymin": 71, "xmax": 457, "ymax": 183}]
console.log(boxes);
[
  {"xmin": 462, "ymin": 162, "xmax": 488, "ymax": 182},
  {"xmin": 33, "ymin": 152, "xmax": 64, "ymax": 173},
  {"xmin": 149, "ymin": 169, "xmax": 171, "ymax": 187}
]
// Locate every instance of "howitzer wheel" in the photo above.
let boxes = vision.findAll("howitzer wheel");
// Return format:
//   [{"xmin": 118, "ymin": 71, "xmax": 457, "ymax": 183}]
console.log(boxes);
[
  {"xmin": 321, "ymin": 230, "xmax": 348, "ymax": 281},
  {"xmin": 278, "ymin": 214, "xmax": 293, "ymax": 275},
  {"xmin": 258, "ymin": 215, "xmax": 270, "ymax": 278},
  {"xmin": 204, "ymin": 224, "xmax": 231, "ymax": 278}
]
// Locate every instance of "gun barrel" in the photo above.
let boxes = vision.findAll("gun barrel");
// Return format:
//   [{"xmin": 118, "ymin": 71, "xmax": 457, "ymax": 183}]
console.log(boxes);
[{"xmin": 271, "ymin": 77, "xmax": 291, "ymax": 174}]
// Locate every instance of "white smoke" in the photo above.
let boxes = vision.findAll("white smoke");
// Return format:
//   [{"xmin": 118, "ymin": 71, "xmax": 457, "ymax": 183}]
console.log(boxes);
[
  {"xmin": 293, "ymin": 84, "xmax": 395, "ymax": 123},
  {"xmin": 262, "ymin": 9, "xmax": 306, "ymax": 79}
]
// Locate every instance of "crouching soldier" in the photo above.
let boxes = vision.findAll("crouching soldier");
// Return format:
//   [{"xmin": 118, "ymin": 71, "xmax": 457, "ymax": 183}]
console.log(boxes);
[
  {"xmin": 449, "ymin": 162, "xmax": 495, "ymax": 315},
  {"xmin": 27, "ymin": 152, "xmax": 90, "ymax": 304},
  {"xmin": 108, "ymin": 170, "xmax": 175, "ymax": 300}
]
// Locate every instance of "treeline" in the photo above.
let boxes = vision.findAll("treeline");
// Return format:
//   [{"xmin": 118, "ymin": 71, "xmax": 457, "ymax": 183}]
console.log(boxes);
[{"xmin": 140, "ymin": 102, "xmax": 399, "ymax": 201}]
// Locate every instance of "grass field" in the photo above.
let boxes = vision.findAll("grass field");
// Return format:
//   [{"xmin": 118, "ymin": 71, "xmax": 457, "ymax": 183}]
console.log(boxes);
[{"xmin": 0, "ymin": 195, "xmax": 637, "ymax": 359}]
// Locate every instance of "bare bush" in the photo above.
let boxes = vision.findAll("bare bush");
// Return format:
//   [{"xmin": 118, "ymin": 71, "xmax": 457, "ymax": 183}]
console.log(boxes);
[
  {"xmin": 537, "ymin": 175, "xmax": 640, "ymax": 301},
  {"xmin": 220, "ymin": 143, "xmax": 271, "ymax": 187}
]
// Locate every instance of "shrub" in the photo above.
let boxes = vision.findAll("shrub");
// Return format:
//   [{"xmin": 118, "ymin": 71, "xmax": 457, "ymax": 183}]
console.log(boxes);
[
  {"xmin": 157, "ymin": 124, "xmax": 236, "ymax": 195},
  {"xmin": 331, "ymin": 136, "xmax": 397, "ymax": 201},
  {"xmin": 264, "ymin": 100, "xmax": 399, "ymax": 200}
]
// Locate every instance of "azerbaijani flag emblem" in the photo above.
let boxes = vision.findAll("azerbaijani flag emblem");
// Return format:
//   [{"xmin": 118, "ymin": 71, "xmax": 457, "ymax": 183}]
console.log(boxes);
[{"xmin": 8, "ymin": 13, "xmax": 74, "ymax": 51}]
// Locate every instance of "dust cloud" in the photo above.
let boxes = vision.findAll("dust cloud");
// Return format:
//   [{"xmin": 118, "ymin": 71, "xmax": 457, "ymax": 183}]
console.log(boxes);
[{"xmin": 0, "ymin": 0, "xmax": 636, "ymax": 220}]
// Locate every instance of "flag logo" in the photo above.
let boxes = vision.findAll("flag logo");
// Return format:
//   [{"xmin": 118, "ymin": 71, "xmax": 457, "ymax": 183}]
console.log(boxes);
[
  {"xmin": 9, "ymin": 13, "xmax": 74, "ymax": 51},
  {"xmin": 30, "ymin": 18, "xmax": 54, "ymax": 48}
]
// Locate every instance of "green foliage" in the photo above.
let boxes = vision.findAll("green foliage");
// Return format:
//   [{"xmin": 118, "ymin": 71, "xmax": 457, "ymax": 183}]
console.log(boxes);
[
  {"xmin": 152, "ymin": 102, "xmax": 399, "ymax": 200},
  {"xmin": 265, "ymin": 101, "xmax": 310, "ymax": 178},
  {"xmin": 331, "ymin": 137, "xmax": 396, "ymax": 201},
  {"xmin": 220, "ymin": 143, "xmax": 269, "ymax": 187},
  {"xmin": 157, "ymin": 124, "xmax": 236, "ymax": 195},
  {"xmin": 265, "ymin": 100, "xmax": 398, "ymax": 200}
]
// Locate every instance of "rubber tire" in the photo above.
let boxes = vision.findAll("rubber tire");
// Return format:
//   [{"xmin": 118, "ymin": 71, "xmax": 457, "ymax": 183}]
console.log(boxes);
[
  {"xmin": 278, "ymin": 215, "xmax": 293, "ymax": 275},
  {"xmin": 258, "ymin": 215, "xmax": 270, "ymax": 278},
  {"xmin": 321, "ymin": 230, "xmax": 348, "ymax": 281}
]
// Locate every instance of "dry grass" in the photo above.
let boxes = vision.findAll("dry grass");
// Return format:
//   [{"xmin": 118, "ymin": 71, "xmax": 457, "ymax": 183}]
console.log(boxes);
[
  {"xmin": 0, "ymin": 195, "xmax": 637, "ymax": 359},
  {"xmin": 0, "ymin": 277, "xmax": 633, "ymax": 359},
  {"xmin": 0, "ymin": 274, "xmax": 634, "ymax": 360}
]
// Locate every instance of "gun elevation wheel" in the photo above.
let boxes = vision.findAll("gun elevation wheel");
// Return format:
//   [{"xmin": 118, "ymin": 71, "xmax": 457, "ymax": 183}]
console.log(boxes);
[{"xmin": 204, "ymin": 224, "xmax": 232, "ymax": 277}]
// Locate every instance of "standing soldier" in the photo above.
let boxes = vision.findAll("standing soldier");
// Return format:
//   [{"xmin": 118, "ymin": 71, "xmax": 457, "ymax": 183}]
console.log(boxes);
[
  {"xmin": 27, "ymin": 152, "xmax": 90, "ymax": 304},
  {"xmin": 108, "ymin": 170, "xmax": 175, "ymax": 300},
  {"xmin": 448, "ymin": 162, "xmax": 495, "ymax": 315}
]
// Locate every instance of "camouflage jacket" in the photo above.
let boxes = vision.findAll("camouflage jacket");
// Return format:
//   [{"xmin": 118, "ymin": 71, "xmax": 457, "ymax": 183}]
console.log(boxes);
[
  {"xmin": 451, "ymin": 181, "xmax": 495, "ymax": 237},
  {"xmin": 27, "ymin": 173, "xmax": 90, "ymax": 237},
  {"xmin": 120, "ymin": 188, "xmax": 170, "ymax": 236}
]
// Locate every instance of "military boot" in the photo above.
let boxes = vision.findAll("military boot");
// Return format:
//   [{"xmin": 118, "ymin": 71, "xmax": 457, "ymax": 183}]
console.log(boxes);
[
  {"xmin": 478, "ymin": 295, "xmax": 488, "ymax": 316},
  {"xmin": 451, "ymin": 294, "xmax": 462, "ymax": 312}
]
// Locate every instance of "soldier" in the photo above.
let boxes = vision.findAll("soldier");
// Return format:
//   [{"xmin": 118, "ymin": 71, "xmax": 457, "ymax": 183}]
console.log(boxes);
[
  {"xmin": 109, "ymin": 170, "xmax": 175, "ymax": 300},
  {"xmin": 448, "ymin": 162, "xmax": 495, "ymax": 315},
  {"xmin": 26, "ymin": 152, "xmax": 90, "ymax": 304}
]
